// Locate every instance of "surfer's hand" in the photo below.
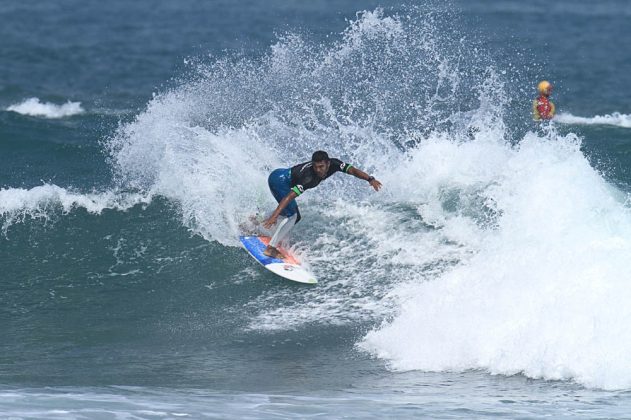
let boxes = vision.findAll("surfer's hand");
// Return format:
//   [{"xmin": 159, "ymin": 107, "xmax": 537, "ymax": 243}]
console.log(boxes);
[
  {"xmin": 369, "ymin": 179, "xmax": 382, "ymax": 191},
  {"xmin": 263, "ymin": 215, "xmax": 277, "ymax": 229}
]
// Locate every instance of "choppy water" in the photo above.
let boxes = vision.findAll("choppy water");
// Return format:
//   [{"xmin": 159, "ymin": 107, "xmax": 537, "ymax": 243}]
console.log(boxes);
[{"xmin": 2, "ymin": 0, "xmax": 631, "ymax": 418}]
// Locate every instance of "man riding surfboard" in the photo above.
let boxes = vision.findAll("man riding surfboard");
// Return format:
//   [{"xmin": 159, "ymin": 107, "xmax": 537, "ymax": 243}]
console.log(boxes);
[{"xmin": 262, "ymin": 151, "xmax": 382, "ymax": 258}]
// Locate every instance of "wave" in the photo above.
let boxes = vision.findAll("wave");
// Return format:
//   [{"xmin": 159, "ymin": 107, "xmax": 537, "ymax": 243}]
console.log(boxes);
[
  {"xmin": 0, "ymin": 184, "xmax": 152, "ymax": 233},
  {"xmin": 555, "ymin": 112, "xmax": 631, "ymax": 128},
  {"xmin": 6, "ymin": 97, "xmax": 85, "ymax": 119}
]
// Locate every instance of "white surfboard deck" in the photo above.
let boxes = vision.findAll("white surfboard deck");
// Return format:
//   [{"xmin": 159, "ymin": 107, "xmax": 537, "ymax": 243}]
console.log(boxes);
[{"xmin": 239, "ymin": 235, "xmax": 317, "ymax": 284}]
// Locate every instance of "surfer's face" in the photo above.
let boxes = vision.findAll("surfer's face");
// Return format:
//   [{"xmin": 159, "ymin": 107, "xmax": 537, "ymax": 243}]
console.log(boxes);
[{"xmin": 313, "ymin": 160, "xmax": 330, "ymax": 179}]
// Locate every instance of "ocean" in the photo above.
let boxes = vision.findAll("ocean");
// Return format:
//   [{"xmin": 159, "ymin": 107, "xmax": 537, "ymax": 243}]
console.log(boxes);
[{"xmin": 2, "ymin": 0, "xmax": 631, "ymax": 418}]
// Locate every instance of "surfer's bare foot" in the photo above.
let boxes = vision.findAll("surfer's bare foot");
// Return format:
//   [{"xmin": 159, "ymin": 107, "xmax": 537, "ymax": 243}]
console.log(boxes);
[{"xmin": 263, "ymin": 245, "xmax": 285, "ymax": 259}]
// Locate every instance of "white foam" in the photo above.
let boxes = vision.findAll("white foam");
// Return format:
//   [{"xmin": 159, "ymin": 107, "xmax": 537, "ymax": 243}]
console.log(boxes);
[
  {"xmin": 361, "ymin": 130, "xmax": 631, "ymax": 391},
  {"xmin": 7, "ymin": 97, "xmax": 85, "ymax": 118},
  {"xmin": 109, "ymin": 104, "xmax": 280, "ymax": 246},
  {"xmin": 556, "ymin": 112, "xmax": 631, "ymax": 128}
]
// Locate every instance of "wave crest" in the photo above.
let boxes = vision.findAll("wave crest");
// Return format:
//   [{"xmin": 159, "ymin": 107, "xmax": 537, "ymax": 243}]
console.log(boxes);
[{"xmin": 7, "ymin": 97, "xmax": 85, "ymax": 119}]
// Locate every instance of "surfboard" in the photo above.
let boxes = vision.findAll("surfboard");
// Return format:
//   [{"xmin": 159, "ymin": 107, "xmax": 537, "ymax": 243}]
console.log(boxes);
[{"xmin": 239, "ymin": 235, "xmax": 317, "ymax": 284}]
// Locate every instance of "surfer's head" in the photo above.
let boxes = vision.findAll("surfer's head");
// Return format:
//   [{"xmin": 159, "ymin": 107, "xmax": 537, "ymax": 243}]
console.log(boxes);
[
  {"xmin": 312, "ymin": 150, "xmax": 330, "ymax": 179},
  {"xmin": 538, "ymin": 80, "xmax": 553, "ymax": 96}
]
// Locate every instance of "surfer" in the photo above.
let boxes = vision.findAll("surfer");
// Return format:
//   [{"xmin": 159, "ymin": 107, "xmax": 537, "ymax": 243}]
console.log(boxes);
[
  {"xmin": 261, "ymin": 151, "xmax": 382, "ymax": 258},
  {"xmin": 533, "ymin": 80, "xmax": 556, "ymax": 121}
]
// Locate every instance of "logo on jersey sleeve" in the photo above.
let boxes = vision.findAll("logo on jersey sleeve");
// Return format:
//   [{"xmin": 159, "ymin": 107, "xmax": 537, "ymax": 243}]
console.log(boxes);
[{"xmin": 340, "ymin": 162, "xmax": 346, "ymax": 171}]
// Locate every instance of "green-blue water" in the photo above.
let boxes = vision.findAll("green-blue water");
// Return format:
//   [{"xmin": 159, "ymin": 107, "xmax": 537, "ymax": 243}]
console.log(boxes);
[{"xmin": 2, "ymin": 1, "xmax": 631, "ymax": 417}]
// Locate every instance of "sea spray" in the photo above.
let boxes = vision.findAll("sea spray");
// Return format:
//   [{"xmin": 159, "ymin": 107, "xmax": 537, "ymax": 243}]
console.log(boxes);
[{"xmin": 105, "ymin": 7, "xmax": 492, "ymax": 246}]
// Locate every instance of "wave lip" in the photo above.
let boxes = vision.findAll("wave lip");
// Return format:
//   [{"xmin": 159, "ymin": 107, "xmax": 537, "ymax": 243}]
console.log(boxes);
[
  {"xmin": 556, "ymin": 112, "xmax": 631, "ymax": 128},
  {"xmin": 6, "ymin": 97, "xmax": 85, "ymax": 119}
]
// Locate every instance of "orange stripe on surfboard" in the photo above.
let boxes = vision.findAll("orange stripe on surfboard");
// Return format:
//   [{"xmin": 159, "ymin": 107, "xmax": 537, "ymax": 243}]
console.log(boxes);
[{"xmin": 258, "ymin": 236, "xmax": 300, "ymax": 265}]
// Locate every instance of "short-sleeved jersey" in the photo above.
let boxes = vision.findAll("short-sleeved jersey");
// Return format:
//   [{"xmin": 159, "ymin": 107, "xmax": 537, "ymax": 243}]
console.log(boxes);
[{"xmin": 289, "ymin": 158, "xmax": 353, "ymax": 196}]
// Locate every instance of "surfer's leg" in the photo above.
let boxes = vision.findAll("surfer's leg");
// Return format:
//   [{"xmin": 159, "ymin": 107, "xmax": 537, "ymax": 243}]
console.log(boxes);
[
  {"xmin": 269, "ymin": 212, "xmax": 298, "ymax": 248},
  {"xmin": 263, "ymin": 213, "xmax": 297, "ymax": 258},
  {"xmin": 264, "ymin": 211, "xmax": 298, "ymax": 258},
  {"xmin": 264, "ymin": 169, "xmax": 298, "ymax": 258}
]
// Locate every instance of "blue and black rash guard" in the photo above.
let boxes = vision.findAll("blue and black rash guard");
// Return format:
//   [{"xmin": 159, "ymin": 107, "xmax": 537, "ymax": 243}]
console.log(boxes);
[{"xmin": 289, "ymin": 158, "xmax": 352, "ymax": 196}]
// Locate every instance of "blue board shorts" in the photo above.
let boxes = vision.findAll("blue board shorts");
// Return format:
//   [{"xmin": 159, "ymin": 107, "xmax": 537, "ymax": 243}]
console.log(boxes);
[{"xmin": 268, "ymin": 168, "xmax": 300, "ymax": 219}]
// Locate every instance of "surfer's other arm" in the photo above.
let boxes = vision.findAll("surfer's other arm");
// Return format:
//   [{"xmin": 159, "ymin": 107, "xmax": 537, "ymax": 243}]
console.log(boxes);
[
  {"xmin": 347, "ymin": 166, "xmax": 382, "ymax": 191},
  {"xmin": 263, "ymin": 190, "xmax": 298, "ymax": 229}
]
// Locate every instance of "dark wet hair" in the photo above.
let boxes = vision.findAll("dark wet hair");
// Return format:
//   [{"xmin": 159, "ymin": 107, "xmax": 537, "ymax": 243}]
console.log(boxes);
[{"xmin": 312, "ymin": 150, "xmax": 330, "ymax": 162}]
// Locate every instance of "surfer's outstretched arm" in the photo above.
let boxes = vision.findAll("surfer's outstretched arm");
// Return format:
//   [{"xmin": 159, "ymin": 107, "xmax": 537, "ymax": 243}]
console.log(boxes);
[
  {"xmin": 263, "ymin": 190, "xmax": 298, "ymax": 229},
  {"xmin": 347, "ymin": 166, "xmax": 382, "ymax": 191}
]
